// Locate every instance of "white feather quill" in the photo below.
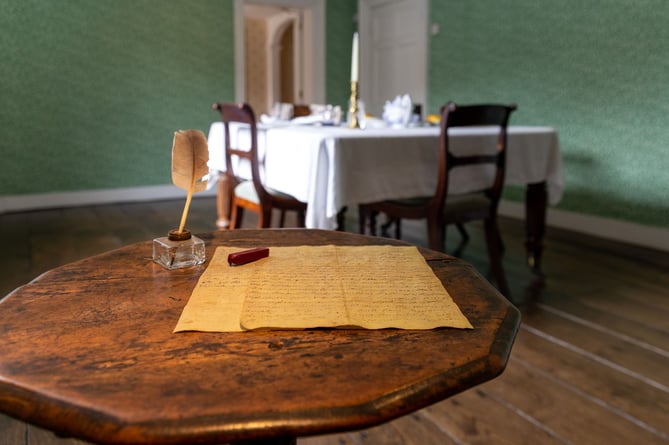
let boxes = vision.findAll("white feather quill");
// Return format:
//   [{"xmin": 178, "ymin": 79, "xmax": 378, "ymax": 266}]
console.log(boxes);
[{"xmin": 171, "ymin": 130, "xmax": 209, "ymax": 234}]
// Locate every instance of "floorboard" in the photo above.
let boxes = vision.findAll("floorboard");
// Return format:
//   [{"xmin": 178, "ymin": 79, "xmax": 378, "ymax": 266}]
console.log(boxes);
[
  {"xmin": 537, "ymin": 297, "xmax": 669, "ymax": 351},
  {"xmin": 482, "ymin": 356, "xmax": 665, "ymax": 444},
  {"xmin": 1, "ymin": 197, "xmax": 667, "ymax": 445},
  {"xmin": 420, "ymin": 389, "xmax": 567, "ymax": 445},
  {"xmin": 510, "ymin": 328, "xmax": 668, "ymax": 435},
  {"xmin": 521, "ymin": 308, "xmax": 669, "ymax": 387}
]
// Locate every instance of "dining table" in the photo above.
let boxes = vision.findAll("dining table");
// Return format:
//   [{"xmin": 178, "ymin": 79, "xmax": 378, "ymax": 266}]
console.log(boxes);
[
  {"xmin": 207, "ymin": 122, "xmax": 563, "ymax": 273},
  {"xmin": 0, "ymin": 229, "xmax": 520, "ymax": 445}
]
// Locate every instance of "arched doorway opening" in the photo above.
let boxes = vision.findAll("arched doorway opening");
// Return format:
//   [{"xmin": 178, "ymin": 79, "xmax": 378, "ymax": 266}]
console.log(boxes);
[{"xmin": 234, "ymin": 0, "xmax": 325, "ymax": 114}]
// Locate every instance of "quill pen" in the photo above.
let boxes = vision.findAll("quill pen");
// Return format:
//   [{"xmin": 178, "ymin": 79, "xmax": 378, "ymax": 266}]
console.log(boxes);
[{"xmin": 171, "ymin": 130, "xmax": 209, "ymax": 234}]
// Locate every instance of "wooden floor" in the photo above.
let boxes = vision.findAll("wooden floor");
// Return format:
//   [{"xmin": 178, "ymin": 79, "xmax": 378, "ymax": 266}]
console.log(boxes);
[{"xmin": 1, "ymin": 197, "xmax": 667, "ymax": 444}]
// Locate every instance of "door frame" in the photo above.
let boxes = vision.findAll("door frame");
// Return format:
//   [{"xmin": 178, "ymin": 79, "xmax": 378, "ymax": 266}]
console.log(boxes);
[{"xmin": 234, "ymin": 0, "xmax": 325, "ymax": 105}]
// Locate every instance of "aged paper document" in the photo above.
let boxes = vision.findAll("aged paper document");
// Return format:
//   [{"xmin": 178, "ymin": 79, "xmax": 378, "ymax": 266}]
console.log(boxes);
[{"xmin": 174, "ymin": 245, "xmax": 472, "ymax": 332}]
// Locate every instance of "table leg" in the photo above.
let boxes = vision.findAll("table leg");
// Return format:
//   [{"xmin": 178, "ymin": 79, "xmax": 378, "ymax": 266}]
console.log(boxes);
[
  {"xmin": 216, "ymin": 171, "xmax": 231, "ymax": 229},
  {"xmin": 525, "ymin": 181, "xmax": 547, "ymax": 275}
]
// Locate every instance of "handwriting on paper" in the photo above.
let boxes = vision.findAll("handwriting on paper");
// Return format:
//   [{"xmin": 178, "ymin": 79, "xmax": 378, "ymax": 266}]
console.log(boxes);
[{"xmin": 174, "ymin": 245, "xmax": 473, "ymax": 333}]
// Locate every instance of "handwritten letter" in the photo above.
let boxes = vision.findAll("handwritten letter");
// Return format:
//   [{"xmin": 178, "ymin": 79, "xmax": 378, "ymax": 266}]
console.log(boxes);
[{"xmin": 174, "ymin": 245, "xmax": 473, "ymax": 332}]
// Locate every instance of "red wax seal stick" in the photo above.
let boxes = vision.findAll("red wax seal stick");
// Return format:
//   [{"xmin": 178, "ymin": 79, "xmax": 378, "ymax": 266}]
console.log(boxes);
[{"xmin": 228, "ymin": 247, "xmax": 270, "ymax": 266}]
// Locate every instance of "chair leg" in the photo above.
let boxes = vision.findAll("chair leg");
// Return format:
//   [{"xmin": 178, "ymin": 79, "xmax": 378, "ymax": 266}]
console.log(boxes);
[
  {"xmin": 358, "ymin": 205, "xmax": 367, "ymax": 234},
  {"xmin": 380, "ymin": 217, "xmax": 392, "ymax": 237},
  {"xmin": 497, "ymin": 230, "xmax": 505, "ymax": 253},
  {"xmin": 442, "ymin": 223, "xmax": 448, "ymax": 251},
  {"xmin": 427, "ymin": 219, "xmax": 445, "ymax": 252},
  {"xmin": 483, "ymin": 218, "xmax": 511, "ymax": 299},
  {"xmin": 450, "ymin": 223, "xmax": 468, "ymax": 257},
  {"xmin": 456, "ymin": 223, "xmax": 470, "ymax": 242},
  {"xmin": 380, "ymin": 217, "xmax": 401, "ymax": 239},
  {"xmin": 215, "ymin": 172, "xmax": 231, "ymax": 229},
  {"xmin": 369, "ymin": 211, "xmax": 378, "ymax": 236},
  {"xmin": 229, "ymin": 204, "xmax": 243, "ymax": 230},
  {"xmin": 258, "ymin": 207, "xmax": 272, "ymax": 228}
]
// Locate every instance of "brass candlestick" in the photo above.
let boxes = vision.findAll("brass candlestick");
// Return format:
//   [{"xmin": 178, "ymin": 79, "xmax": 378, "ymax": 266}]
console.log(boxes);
[{"xmin": 348, "ymin": 81, "xmax": 360, "ymax": 129}]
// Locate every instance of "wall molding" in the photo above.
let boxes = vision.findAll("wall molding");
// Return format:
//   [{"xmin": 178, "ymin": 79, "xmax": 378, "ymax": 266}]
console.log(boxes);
[
  {"xmin": 0, "ymin": 185, "xmax": 217, "ymax": 214},
  {"xmin": 499, "ymin": 201, "xmax": 669, "ymax": 253},
  {"xmin": 1, "ymin": 189, "xmax": 667, "ymax": 253}
]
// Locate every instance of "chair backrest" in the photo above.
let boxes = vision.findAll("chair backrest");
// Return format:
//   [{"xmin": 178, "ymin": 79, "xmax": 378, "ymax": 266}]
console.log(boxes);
[
  {"xmin": 212, "ymin": 102, "xmax": 271, "ymax": 204},
  {"xmin": 432, "ymin": 102, "xmax": 517, "ymax": 211}
]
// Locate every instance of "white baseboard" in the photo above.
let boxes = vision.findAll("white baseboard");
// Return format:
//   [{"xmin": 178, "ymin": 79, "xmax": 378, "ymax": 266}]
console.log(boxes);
[
  {"xmin": 0, "ymin": 185, "xmax": 217, "ymax": 214},
  {"xmin": 2, "ymin": 190, "xmax": 666, "ymax": 253},
  {"xmin": 499, "ymin": 201, "xmax": 669, "ymax": 253}
]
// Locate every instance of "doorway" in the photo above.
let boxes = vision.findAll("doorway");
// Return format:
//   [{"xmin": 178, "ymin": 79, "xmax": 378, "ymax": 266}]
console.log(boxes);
[{"xmin": 234, "ymin": 0, "xmax": 325, "ymax": 114}]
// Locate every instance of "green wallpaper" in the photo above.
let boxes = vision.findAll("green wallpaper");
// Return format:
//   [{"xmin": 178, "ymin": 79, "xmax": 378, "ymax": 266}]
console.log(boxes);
[
  {"xmin": 2, "ymin": 0, "xmax": 667, "ymax": 229},
  {"xmin": 1, "ymin": 0, "xmax": 234, "ymax": 193},
  {"xmin": 325, "ymin": 0, "xmax": 358, "ymax": 109},
  {"xmin": 428, "ymin": 0, "xmax": 669, "ymax": 228}
]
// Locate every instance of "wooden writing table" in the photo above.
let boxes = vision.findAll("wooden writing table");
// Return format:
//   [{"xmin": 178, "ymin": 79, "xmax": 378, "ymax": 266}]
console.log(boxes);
[{"xmin": 0, "ymin": 229, "xmax": 520, "ymax": 444}]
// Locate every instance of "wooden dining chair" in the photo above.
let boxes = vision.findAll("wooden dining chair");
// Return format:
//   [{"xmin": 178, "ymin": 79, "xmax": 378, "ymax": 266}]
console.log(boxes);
[
  {"xmin": 212, "ymin": 102, "xmax": 307, "ymax": 229},
  {"xmin": 359, "ymin": 102, "xmax": 517, "ymax": 297}
]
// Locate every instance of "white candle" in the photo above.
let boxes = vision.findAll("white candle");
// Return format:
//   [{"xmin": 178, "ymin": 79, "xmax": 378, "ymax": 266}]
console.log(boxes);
[{"xmin": 351, "ymin": 32, "xmax": 359, "ymax": 82}]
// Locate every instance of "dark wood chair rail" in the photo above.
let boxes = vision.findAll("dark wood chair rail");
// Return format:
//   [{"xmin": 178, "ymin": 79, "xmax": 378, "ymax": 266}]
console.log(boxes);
[{"xmin": 0, "ymin": 229, "xmax": 520, "ymax": 445}]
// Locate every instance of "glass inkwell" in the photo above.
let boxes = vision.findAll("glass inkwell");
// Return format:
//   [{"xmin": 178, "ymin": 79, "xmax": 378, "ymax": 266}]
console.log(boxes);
[{"xmin": 153, "ymin": 228, "xmax": 205, "ymax": 270}]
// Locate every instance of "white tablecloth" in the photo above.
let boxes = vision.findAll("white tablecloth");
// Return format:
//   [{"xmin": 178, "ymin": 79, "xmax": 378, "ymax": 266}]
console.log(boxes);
[{"xmin": 207, "ymin": 123, "xmax": 563, "ymax": 230}]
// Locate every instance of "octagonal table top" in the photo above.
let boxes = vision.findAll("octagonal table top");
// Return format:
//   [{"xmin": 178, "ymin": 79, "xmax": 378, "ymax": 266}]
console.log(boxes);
[{"xmin": 0, "ymin": 229, "xmax": 520, "ymax": 445}]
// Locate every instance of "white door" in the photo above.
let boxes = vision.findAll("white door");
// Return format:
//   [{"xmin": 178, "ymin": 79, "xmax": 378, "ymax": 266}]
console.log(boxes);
[{"xmin": 359, "ymin": 0, "xmax": 428, "ymax": 116}]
